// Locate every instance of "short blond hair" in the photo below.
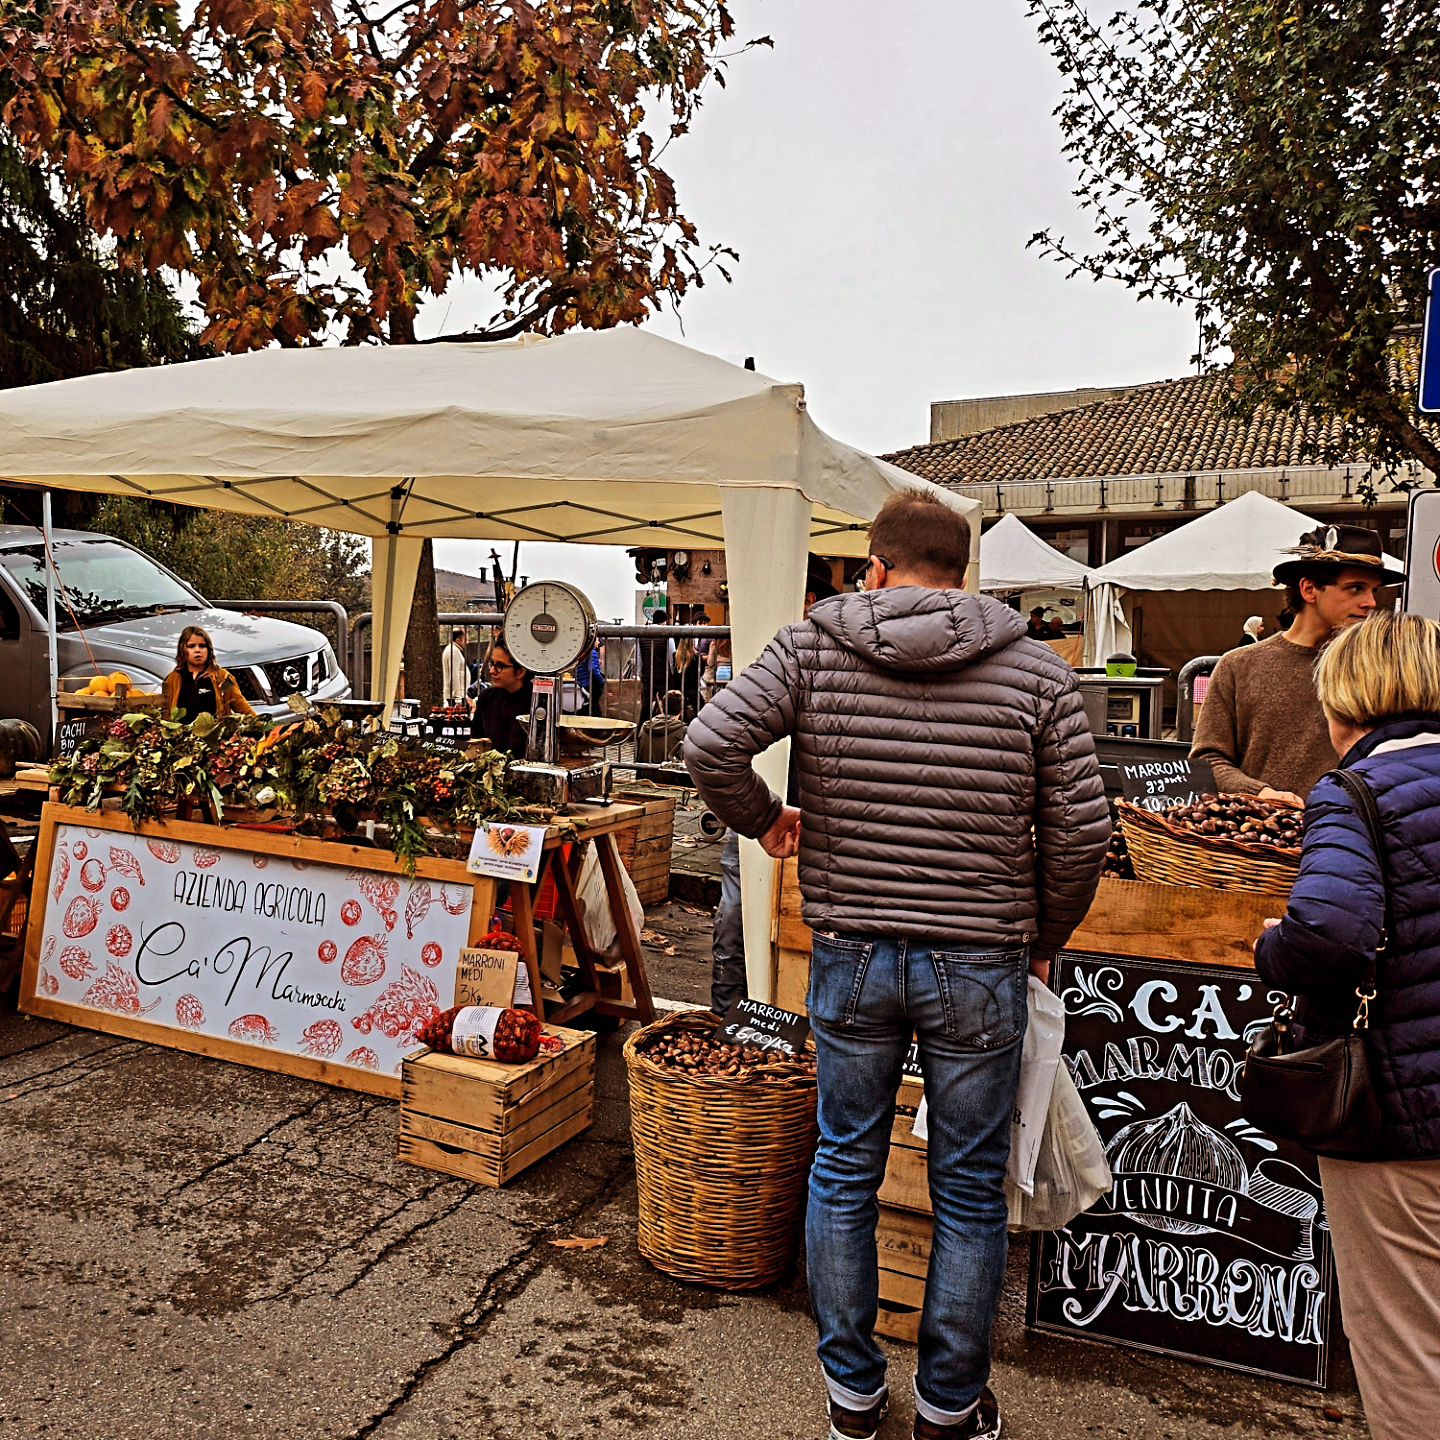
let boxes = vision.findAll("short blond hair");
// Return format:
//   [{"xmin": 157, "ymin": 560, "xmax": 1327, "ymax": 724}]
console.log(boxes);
[{"xmin": 1315, "ymin": 611, "xmax": 1440, "ymax": 726}]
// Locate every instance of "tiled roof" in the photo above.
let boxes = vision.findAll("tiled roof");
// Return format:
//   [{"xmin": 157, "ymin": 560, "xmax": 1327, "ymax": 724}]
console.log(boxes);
[{"xmin": 884, "ymin": 369, "xmax": 1381, "ymax": 486}]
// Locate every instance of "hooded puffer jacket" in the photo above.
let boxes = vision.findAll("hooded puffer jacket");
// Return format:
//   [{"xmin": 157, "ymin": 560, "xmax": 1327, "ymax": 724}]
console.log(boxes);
[
  {"xmin": 1254, "ymin": 717, "xmax": 1440, "ymax": 1160},
  {"xmin": 684, "ymin": 587, "xmax": 1110, "ymax": 956}
]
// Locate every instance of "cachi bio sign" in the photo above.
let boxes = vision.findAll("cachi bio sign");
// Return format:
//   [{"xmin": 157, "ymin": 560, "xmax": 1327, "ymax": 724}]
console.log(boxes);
[{"xmin": 1028, "ymin": 954, "xmax": 1336, "ymax": 1389}]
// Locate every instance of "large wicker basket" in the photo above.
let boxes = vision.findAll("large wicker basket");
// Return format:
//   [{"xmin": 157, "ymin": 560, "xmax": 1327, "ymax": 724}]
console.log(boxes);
[
  {"xmin": 1116, "ymin": 799, "xmax": 1300, "ymax": 898},
  {"xmin": 624, "ymin": 1010, "xmax": 818, "ymax": 1290}
]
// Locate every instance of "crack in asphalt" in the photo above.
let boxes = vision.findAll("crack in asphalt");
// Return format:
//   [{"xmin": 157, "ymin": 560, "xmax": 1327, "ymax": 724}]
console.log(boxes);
[
  {"xmin": 0, "ymin": 1029, "xmax": 74, "ymax": 1063},
  {"xmin": 329, "ymin": 1185, "xmax": 475, "ymax": 1300},
  {"xmin": 0, "ymin": 1039, "xmax": 140, "ymax": 1102},
  {"xmin": 242, "ymin": 1178, "xmax": 462, "ymax": 1307},
  {"xmin": 341, "ymin": 1158, "xmax": 634, "ymax": 1440},
  {"xmin": 154, "ymin": 1095, "xmax": 333, "ymax": 1202}
]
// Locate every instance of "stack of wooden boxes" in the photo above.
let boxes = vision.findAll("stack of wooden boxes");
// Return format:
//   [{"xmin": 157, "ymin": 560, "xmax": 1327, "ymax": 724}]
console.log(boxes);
[
  {"xmin": 612, "ymin": 787, "xmax": 680, "ymax": 906},
  {"xmin": 876, "ymin": 1077, "xmax": 934, "ymax": 1342}
]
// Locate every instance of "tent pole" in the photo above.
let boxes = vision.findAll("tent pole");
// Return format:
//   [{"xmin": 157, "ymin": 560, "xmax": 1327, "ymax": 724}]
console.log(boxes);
[{"xmin": 43, "ymin": 490, "xmax": 60, "ymax": 738}]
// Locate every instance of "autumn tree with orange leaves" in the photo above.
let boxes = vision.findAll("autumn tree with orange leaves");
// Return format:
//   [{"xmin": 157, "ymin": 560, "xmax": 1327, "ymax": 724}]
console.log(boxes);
[{"xmin": 2, "ymin": 0, "xmax": 746, "ymax": 702}]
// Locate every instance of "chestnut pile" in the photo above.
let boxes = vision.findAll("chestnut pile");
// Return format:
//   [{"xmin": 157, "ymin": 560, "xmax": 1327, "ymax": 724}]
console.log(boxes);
[
  {"xmin": 638, "ymin": 1027, "xmax": 817, "ymax": 1083},
  {"xmin": 1157, "ymin": 793, "xmax": 1303, "ymax": 853},
  {"xmin": 1102, "ymin": 827, "xmax": 1135, "ymax": 879}
]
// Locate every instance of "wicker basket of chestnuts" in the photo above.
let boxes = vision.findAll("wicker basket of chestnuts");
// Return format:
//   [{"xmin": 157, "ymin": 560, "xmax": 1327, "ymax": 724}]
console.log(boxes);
[
  {"xmin": 1116, "ymin": 793, "xmax": 1302, "ymax": 897},
  {"xmin": 624, "ymin": 1009, "xmax": 818, "ymax": 1290}
]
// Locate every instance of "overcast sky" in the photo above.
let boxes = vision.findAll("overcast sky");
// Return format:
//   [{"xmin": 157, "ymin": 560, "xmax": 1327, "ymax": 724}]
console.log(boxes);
[{"xmin": 432, "ymin": 1, "xmax": 1197, "ymax": 619}]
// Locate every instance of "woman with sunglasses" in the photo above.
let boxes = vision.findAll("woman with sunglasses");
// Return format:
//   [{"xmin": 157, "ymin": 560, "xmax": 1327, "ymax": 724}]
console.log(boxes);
[{"xmin": 469, "ymin": 641, "xmax": 533, "ymax": 756}]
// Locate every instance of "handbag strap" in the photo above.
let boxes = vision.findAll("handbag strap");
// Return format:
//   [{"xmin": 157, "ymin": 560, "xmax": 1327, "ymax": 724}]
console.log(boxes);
[{"xmin": 1323, "ymin": 767, "xmax": 1390, "ymax": 1028}]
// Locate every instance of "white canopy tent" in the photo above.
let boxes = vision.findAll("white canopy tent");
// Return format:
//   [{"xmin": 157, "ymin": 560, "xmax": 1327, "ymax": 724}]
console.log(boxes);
[
  {"xmin": 979, "ymin": 513, "xmax": 1093, "ymax": 593},
  {"xmin": 1084, "ymin": 491, "xmax": 1319, "ymax": 664},
  {"xmin": 0, "ymin": 327, "xmax": 978, "ymax": 1000}
]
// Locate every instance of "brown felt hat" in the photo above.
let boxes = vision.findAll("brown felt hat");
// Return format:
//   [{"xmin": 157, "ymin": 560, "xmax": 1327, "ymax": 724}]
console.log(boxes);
[{"xmin": 1272, "ymin": 524, "xmax": 1406, "ymax": 586}]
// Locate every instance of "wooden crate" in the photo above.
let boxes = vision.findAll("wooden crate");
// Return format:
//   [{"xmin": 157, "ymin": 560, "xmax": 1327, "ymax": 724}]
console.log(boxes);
[
  {"xmin": 612, "ymin": 787, "xmax": 679, "ymax": 906},
  {"xmin": 878, "ymin": 1083, "xmax": 932, "ymax": 1215},
  {"xmin": 875, "ymin": 1202, "xmax": 934, "ymax": 1344},
  {"xmin": 397, "ymin": 1025, "xmax": 596, "ymax": 1186},
  {"xmin": 774, "ymin": 856, "xmax": 813, "ymax": 1015},
  {"xmin": 55, "ymin": 686, "xmax": 165, "ymax": 760}
]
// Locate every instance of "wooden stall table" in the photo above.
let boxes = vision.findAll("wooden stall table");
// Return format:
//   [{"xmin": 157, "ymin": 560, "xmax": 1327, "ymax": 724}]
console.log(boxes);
[
  {"xmin": 19, "ymin": 799, "xmax": 657, "ymax": 1098},
  {"xmin": 506, "ymin": 801, "xmax": 656, "ymax": 1029},
  {"xmin": 771, "ymin": 870, "xmax": 1341, "ymax": 1389}
]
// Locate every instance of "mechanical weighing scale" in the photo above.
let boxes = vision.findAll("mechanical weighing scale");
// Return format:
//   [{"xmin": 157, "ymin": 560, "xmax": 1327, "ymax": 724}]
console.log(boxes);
[{"xmin": 500, "ymin": 579, "xmax": 628, "ymax": 808}]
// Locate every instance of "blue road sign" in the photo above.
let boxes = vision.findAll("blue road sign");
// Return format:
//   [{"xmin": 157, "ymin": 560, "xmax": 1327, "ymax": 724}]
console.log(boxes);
[{"xmin": 1422, "ymin": 268, "xmax": 1440, "ymax": 414}]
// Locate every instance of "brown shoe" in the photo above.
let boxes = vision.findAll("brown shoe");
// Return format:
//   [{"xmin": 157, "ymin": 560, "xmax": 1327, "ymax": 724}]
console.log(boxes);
[{"xmin": 913, "ymin": 1388, "xmax": 1002, "ymax": 1440}]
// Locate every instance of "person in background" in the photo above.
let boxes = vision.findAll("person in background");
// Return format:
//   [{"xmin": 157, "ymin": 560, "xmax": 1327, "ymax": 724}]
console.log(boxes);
[
  {"xmin": 440, "ymin": 628, "xmax": 470, "ymax": 708},
  {"xmin": 1253, "ymin": 612, "xmax": 1440, "ymax": 1440},
  {"xmin": 577, "ymin": 643, "xmax": 606, "ymax": 713},
  {"xmin": 469, "ymin": 641, "xmax": 532, "ymax": 756},
  {"xmin": 687, "ymin": 497, "xmax": 1108, "ymax": 1440},
  {"xmin": 1191, "ymin": 524, "xmax": 1402, "ymax": 806},
  {"xmin": 669, "ymin": 606, "xmax": 705, "ymax": 720},
  {"xmin": 162, "ymin": 625, "xmax": 255, "ymax": 721},
  {"xmin": 702, "ymin": 633, "xmax": 733, "ymax": 700},
  {"xmin": 1240, "ymin": 615, "xmax": 1265, "ymax": 646},
  {"xmin": 637, "ymin": 607, "xmax": 673, "ymax": 723},
  {"xmin": 634, "ymin": 689, "xmax": 688, "ymax": 764},
  {"xmin": 1026, "ymin": 605, "xmax": 1049, "ymax": 638}
]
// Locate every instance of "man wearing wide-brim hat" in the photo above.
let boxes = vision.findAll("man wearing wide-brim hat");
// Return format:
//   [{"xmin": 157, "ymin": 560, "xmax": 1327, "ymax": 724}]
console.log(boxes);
[{"xmin": 1191, "ymin": 523, "xmax": 1405, "ymax": 805}]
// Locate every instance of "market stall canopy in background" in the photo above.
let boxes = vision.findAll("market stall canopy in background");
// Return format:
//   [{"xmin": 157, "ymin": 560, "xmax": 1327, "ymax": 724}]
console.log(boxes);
[
  {"xmin": 1084, "ymin": 491, "xmax": 1322, "ymax": 667},
  {"xmin": 0, "ymin": 327, "xmax": 978, "ymax": 1004},
  {"xmin": 979, "ymin": 513, "xmax": 1093, "ymax": 594}
]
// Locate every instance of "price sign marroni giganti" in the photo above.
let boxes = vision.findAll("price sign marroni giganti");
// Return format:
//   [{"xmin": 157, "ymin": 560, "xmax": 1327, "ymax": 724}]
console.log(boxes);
[{"xmin": 34, "ymin": 823, "xmax": 474, "ymax": 1080}]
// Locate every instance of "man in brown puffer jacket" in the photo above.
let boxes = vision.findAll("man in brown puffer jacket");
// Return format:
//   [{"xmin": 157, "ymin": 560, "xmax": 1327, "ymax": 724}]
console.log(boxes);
[{"xmin": 685, "ymin": 492, "xmax": 1108, "ymax": 1440}]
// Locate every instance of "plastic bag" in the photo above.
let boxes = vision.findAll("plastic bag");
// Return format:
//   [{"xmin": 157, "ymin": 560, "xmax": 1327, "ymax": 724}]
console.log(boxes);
[
  {"xmin": 1006, "ymin": 1063, "xmax": 1112, "ymax": 1231},
  {"xmin": 912, "ymin": 978, "xmax": 1065, "ymax": 1176},
  {"xmin": 1009, "ymin": 977, "xmax": 1066, "ymax": 1195},
  {"xmin": 574, "ymin": 847, "xmax": 645, "ymax": 962}
]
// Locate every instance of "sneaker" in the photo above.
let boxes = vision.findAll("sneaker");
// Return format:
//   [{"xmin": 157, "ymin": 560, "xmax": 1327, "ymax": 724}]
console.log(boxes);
[
  {"xmin": 828, "ymin": 1393, "xmax": 889, "ymax": 1440},
  {"xmin": 912, "ymin": 1387, "xmax": 1002, "ymax": 1440}
]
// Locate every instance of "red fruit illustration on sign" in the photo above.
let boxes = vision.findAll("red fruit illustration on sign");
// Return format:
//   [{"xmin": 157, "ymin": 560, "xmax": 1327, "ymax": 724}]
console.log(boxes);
[
  {"xmin": 352, "ymin": 965, "xmax": 439, "ymax": 1041},
  {"xmin": 73, "ymin": 841, "xmax": 88, "ymax": 861},
  {"xmin": 146, "ymin": 839, "xmax": 181, "ymax": 864},
  {"xmin": 40, "ymin": 970, "xmax": 59, "ymax": 996},
  {"xmin": 79, "ymin": 859, "xmax": 106, "ymax": 891},
  {"xmin": 300, "ymin": 1020, "xmax": 343, "ymax": 1057},
  {"xmin": 193, "ymin": 847, "xmax": 220, "ymax": 870},
  {"xmin": 340, "ymin": 900, "xmax": 362, "ymax": 927},
  {"xmin": 420, "ymin": 942, "xmax": 443, "ymax": 968},
  {"xmin": 110, "ymin": 887, "xmax": 131, "ymax": 911},
  {"xmin": 340, "ymin": 934, "xmax": 387, "ymax": 986},
  {"xmin": 58, "ymin": 946, "xmax": 94, "ymax": 982},
  {"xmin": 83, "ymin": 963, "xmax": 157, "ymax": 1014},
  {"xmin": 106, "ymin": 925, "xmax": 133, "ymax": 958},
  {"xmin": 317, "ymin": 940, "xmax": 338, "ymax": 964},
  {"xmin": 356, "ymin": 874, "xmax": 401, "ymax": 916},
  {"xmin": 108, "ymin": 847, "xmax": 145, "ymax": 886},
  {"xmin": 175, "ymin": 994, "xmax": 206, "ymax": 1029},
  {"xmin": 439, "ymin": 884, "xmax": 468, "ymax": 916},
  {"xmin": 404, "ymin": 882, "xmax": 433, "ymax": 938},
  {"xmin": 62, "ymin": 896, "xmax": 99, "ymax": 938},
  {"xmin": 227, "ymin": 1014, "xmax": 278, "ymax": 1045},
  {"xmin": 381, "ymin": 908, "xmax": 398, "ymax": 932},
  {"xmin": 52, "ymin": 846, "xmax": 70, "ymax": 901},
  {"xmin": 344, "ymin": 1046, "xmax": 380, "ymax": 1070},
  {"xmin": 252, "ymin": 855, "xmax": 269, "ymax": 869}
]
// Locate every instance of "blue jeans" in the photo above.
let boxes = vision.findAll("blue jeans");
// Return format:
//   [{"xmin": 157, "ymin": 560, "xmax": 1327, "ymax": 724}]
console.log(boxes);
[
  {"xmin": 710, "ymin": 830, "xmax": 746, "ymax": 1014},
  {"xmin": 805, "ymin": 934, "xmax": 1027, "ymax": 1421}
]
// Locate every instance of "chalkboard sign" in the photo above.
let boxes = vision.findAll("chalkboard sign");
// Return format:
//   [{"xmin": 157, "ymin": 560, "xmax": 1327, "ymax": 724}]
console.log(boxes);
[
  {"xmin": 54, "ymin": 714, "xmax": 93, "ymax": 761},
  {"xmin": 1027, "ymin": 952, "xmax": 1335, "ymax": 1387},
  {"xmin": 717, "ymin": 997, "xmax": 810, "ymax": 1057},
  {"xmin": 1117, "ymin": 756, "xmax": 1215, "ymax": 813}
]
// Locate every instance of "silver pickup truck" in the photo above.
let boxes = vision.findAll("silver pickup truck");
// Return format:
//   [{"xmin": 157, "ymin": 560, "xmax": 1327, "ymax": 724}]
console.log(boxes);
[{"xmin": 0, "ymin": 525, "xmax": 351, "ymax": 748}]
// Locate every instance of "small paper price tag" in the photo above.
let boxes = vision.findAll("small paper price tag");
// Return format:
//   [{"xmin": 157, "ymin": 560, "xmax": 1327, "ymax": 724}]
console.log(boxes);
[
  {"xmin": 454, "ymin": 947, "xmax": 534, "ymax": 1010},
  {"xmin": 715, "ymin": 997, "xmax": 810, "ymax": 1058}
]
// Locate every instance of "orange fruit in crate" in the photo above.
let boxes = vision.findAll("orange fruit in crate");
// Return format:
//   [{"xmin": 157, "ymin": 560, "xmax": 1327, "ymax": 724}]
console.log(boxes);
[{"xmin": 108, "ymin": 672, "xmax": 132, "ymax": 690}]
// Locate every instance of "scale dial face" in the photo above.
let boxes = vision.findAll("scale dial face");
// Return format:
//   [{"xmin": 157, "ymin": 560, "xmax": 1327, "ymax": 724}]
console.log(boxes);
[{"xmin": 502, "ymin": 580, "xmax": 597, "ymax": 676}]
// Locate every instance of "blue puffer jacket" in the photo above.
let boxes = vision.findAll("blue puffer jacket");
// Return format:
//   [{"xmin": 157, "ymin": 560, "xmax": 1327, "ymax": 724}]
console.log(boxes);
[{"xmin": 1254, "ymin": 716, "xmax": 1440, "ymax": 1160}]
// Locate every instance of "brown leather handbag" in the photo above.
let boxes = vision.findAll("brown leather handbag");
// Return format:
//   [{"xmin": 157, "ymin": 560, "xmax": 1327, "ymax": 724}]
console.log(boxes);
[{"xmin": 1241, "ymin": 769, "xmax": 1386, "ymax": 1158}]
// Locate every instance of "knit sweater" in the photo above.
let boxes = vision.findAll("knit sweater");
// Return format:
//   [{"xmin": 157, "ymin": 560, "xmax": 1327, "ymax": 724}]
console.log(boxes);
[{"xmin": 1189, "ymin": 634, "xmax": 1337, "ymax": 796}]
